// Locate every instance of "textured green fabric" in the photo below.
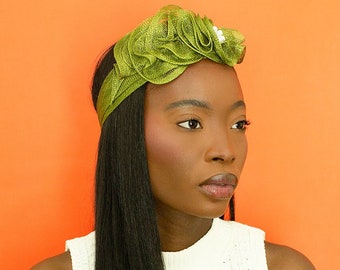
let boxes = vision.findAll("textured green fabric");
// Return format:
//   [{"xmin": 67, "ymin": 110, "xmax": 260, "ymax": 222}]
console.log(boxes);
[{"xmin": 97, "ymin": 5, "xmax": 245, "ymax": 126}]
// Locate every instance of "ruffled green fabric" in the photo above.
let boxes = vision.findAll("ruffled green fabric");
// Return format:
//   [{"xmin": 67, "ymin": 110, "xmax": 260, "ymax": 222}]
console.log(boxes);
[{"xmin": 97, "ymin": 5, "xmax": 245, "ymax": 126}]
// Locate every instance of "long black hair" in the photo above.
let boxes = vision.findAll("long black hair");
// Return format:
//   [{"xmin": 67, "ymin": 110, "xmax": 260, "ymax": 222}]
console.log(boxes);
[
  {"xmin": 91, "ymin": 46, "xmax": 235, "ymax": 269},
  {"xmin": 92, "ymin": 46, "xmax": 163, "ymax": 269}
]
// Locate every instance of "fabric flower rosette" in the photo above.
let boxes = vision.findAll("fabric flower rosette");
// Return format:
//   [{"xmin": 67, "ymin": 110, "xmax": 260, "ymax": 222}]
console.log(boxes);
[{"xmin": 97, "ymin": 5, "xmax": 245, "ymax": 126}]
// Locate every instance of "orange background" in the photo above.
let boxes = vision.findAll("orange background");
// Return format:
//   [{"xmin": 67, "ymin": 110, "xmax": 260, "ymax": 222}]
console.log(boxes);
[{"xmin": 1, "ymin": 0, "xmax": 339, "ymax": 269}]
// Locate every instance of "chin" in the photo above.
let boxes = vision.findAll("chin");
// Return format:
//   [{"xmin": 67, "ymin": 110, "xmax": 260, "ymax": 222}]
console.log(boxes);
[{"xmin": 193, "ymin": 206, "xmax": 229, "ymax": 219}]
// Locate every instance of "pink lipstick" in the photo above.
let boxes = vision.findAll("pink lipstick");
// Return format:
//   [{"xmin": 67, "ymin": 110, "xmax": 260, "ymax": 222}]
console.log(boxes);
[{"xmin": 199, "ymin": 173, "xmax": 238, "ymax": 199}]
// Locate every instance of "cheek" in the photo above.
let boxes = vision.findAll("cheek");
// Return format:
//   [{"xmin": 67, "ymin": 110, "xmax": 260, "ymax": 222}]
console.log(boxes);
[
  {"xmin": 237, "ymin": 137, "xmax": 248, "ymax": 170},
  {"xmin": 144, "ymin": 121, "xmax": 185, "ymax": 199},
  {"xmin": 144, "ymin": 114, "xmax": 197, "ymax": 195},
  {"xmin": 144, "ymin": 122, "xmax": 182, "ymax": 173}
]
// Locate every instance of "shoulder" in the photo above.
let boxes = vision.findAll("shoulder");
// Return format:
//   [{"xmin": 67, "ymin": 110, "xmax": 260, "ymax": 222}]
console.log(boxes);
[
  {"xmin": 30, "ymin": 251, "xmax": 72, "ymax": 270},
  {"xmin": 265, "ymin": 241, "xmax": 315, "ymax": 270}
]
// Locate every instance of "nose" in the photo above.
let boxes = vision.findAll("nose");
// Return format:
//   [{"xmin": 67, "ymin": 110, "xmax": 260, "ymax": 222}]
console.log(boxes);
[{"xmin": 204, "ymin": 132, "xmax": 236, "ymax": 163}]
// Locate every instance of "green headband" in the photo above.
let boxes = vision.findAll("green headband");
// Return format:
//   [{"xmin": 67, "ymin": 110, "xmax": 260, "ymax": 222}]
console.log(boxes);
[{"xmin": 96, "ymin": 5, "xmax": 245, "ymax": 126}]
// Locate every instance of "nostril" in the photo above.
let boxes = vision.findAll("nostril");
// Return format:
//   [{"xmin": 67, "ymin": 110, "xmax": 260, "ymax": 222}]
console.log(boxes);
[
  {"xmin": 212, "ymin": 156, "xmax": 226, "ymax": 162},
  {"xmin": 211, "ymin": 156, "xmax": 235, "ymax": 162}
]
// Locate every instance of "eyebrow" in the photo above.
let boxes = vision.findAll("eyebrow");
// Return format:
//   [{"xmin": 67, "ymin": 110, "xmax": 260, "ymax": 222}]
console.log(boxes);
[
  {"xmin": 165, "ymin": 99, "xmax": 246, "ymax": 111},
  {"xmin": 165, "ymin": 99, "xmax": 212, "ymax": 111},
  {"xmin": 230, "ymin": 100, "xmax": 246, "ymax": 111}
]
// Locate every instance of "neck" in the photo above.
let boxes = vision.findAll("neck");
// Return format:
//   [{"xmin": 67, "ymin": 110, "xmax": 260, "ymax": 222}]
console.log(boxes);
[{"xmin": 155, "ymin": 205, "xmax": 213, "ymax": 252}]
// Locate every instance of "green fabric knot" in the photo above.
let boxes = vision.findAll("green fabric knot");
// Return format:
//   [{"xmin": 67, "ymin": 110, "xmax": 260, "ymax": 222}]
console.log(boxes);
[{"xmin": 97, "ymin": 5, "xmax": 245, "ymax": 126}]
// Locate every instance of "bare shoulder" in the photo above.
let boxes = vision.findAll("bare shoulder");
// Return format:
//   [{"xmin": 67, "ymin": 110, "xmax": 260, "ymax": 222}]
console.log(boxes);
[
  {"xmin": 30, "ymin": 251, "xmax": 72, "ymax": 270},
  {"xmin": 265, "ymin": 241, "xmax": 315, "ymax": 270}
]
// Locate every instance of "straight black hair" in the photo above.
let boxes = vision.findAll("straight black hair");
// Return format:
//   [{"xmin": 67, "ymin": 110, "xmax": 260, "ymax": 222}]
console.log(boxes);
[
  {"xmin": 92, "ymin": 46, "xmax": 163, "ymax": 269},
  {"xmin": 92, "ymin": 46, "xmax": 235, "ymax": 269}
]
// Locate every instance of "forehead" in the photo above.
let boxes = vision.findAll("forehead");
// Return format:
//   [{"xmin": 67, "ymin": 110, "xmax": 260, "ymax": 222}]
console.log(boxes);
[{"xmin": 145, "ymin": 59, "xmax": 243, "ymax": 108}]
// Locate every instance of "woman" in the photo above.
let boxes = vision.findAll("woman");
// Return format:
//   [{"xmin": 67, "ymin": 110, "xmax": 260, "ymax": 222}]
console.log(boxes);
[{"xmin": 32, "ymin": 5, "xmax": 315, "ymax": 270}]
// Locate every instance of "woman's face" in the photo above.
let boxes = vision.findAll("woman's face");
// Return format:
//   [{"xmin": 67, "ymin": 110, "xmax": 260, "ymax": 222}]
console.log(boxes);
[{"xmin": 144, "ymin": 60, "xmax": 248, "ymax": 219}]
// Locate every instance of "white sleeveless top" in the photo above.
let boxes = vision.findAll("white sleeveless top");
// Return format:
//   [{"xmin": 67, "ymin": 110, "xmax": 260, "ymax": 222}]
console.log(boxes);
[{"xmin": 65, "ymin": 218, "xmax": 268, "ymax": 270}]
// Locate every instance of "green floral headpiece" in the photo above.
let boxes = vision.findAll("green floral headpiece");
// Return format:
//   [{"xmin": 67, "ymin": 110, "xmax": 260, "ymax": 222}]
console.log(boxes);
[{"xmin": 97, "ymin": 5, "xmax": 245, "ymax": 126}]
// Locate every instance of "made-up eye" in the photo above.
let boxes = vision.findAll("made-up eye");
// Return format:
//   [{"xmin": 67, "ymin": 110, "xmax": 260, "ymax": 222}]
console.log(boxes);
[
  {"xmin": 231, "ymin": 120, "xmax": 250, "ymax": 130},
  {"xmin": 177, "ymin": 119, "xmax": 202, "ymax": 129}
]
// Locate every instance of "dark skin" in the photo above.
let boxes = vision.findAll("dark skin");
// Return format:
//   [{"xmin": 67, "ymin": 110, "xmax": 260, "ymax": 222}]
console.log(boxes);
[{"xmin": 31, "ymin": 61, "xmax": 315, "ymax": 270}]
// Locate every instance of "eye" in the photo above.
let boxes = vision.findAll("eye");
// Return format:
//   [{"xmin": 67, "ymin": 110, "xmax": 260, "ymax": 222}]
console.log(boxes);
[
  {"xmin": 177, "ymin": 119, "xmax": 202, "ymax": 129},
  {"xmin": 231, "ymin": 120, "xmax": 250, "ymax": 131}
]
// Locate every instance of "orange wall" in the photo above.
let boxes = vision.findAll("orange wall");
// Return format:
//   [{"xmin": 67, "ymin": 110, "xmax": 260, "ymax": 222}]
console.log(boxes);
[{"xmin": 1, "ymin": 0, "xmax": 339, "ymax": 269}]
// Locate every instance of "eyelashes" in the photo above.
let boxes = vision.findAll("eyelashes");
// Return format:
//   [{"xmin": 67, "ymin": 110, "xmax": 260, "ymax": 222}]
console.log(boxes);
[
  {"xmin": 177, "ymin": 119, "xmax": 250, "ymax": 130},
  {"xmin": 231, "ymin": 120, "xmax": 251, "ymax": 131}
]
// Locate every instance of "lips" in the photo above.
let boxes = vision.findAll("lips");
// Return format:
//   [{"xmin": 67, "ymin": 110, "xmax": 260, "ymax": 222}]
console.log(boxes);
[{"xmin": 199, "ymin": 173, "xmax": 238, "ymax": 199}]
